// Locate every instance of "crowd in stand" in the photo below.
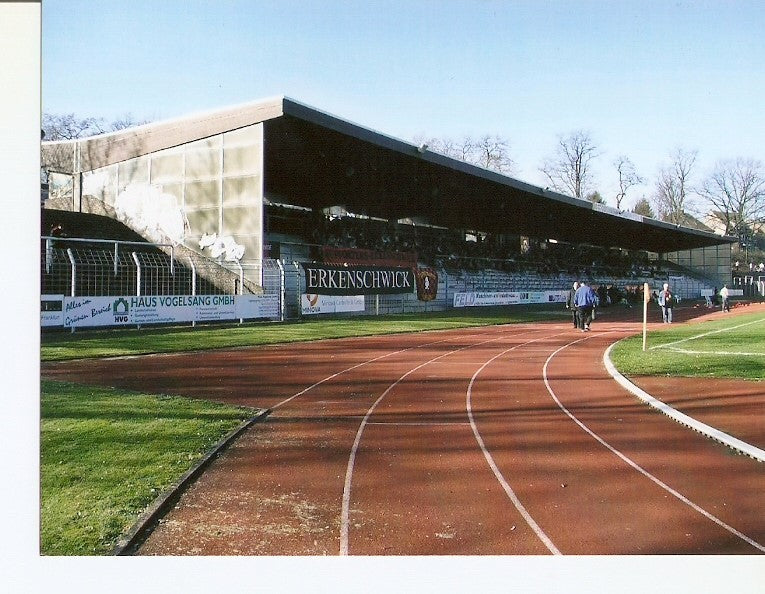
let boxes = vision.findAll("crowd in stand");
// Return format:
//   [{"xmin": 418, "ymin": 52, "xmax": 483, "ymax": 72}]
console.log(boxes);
[{"xmin": 281, "ymin": 207, "xmax": 662, "ymax": 280}]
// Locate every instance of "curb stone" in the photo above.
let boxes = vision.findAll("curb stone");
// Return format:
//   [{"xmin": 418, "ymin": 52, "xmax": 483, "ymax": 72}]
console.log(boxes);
[
  {"xmin": 112, "ymin": 408, "xmax": 271, "ymax": 555},
  {"xmin": 603, "ymin": 343, "xmax": 764, "ymax": 463}
]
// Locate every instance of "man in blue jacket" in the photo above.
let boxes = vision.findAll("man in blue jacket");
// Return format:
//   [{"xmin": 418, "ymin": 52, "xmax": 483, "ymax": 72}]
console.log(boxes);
[{"xmin": 574, "ymin": 281, "xmax": 599, "ymax": 332}]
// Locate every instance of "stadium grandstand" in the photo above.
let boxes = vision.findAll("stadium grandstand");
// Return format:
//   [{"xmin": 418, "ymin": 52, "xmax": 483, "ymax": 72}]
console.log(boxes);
[{"xmin": 40, "ymin": 96, "xmax": 739, "ymax": 326}]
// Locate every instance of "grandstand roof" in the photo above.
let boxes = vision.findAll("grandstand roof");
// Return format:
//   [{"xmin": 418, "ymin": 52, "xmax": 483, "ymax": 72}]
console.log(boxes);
[{"xmin": 42, "ymin": 96, "xmax": 734, "ymax": 253}]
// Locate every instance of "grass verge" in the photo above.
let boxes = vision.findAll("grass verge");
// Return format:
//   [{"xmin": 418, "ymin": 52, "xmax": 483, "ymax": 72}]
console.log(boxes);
[
  {"xmin": 40, "ymin": 380, "xmax": 254, "ymax": 555},
  {"xmin": 41, "ymin": 306, "xmax": 565, "ymax": 361},
  {"xmin": 609, "ymin": 310, "xmax": 765, "ymax": 380}
]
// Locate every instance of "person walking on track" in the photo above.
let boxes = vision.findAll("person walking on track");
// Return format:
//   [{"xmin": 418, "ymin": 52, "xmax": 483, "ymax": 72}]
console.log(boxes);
[
  {"xmin": 566, "ymin": 281, "xmax": 580, "ymax": 328},
  {"xmin": 574, "ymin": 281, "xmax": 599, "ymax": 332},
  {"xmin": 657, "ymin": 282, "xmax": 674, "ymax": 323},
  {"xmin": 720, "ymin": 284, "xmax": 730, "ymax": 312}
]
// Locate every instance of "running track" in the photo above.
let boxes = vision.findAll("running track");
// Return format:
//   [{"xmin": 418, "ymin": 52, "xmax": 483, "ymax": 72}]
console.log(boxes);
[{"xmin": 41, "ymin": 307, "xmax": 765, "ymax": 555}]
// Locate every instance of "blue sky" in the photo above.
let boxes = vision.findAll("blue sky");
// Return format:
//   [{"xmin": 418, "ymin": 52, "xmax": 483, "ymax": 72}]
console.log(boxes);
[{"xmin": 42, "ymin": 0, "xmax": 764, "ymax": 207}]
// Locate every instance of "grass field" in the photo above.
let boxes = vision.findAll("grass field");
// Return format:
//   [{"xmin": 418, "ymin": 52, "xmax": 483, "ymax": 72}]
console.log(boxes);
[
  {"xmin": 41, "ymin": 306, "xmax": 564, "ymax": 361},
  {"xmin": 40, "ymin": 381, "xmax": 254, "ymax": 555},
  {"xmin": 609, "ymin": 310, "xmax": 765, "ymax": 380}
]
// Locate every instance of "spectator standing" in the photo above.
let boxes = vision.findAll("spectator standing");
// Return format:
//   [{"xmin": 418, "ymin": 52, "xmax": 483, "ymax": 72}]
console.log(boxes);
[
  {"xmin": 720, "ymin": 285, "xmax": 730, "ymax": 312},
  {"xmin": 566, "ymin": 281, "xmax": 580, "ymax": 328},
  {"xmin": 657, "ymin": 282, "xmax": 673, "ymax": 323},
  {"xmin": 574, "ymin": 281, "xmax": 599, "ymax": 332}
]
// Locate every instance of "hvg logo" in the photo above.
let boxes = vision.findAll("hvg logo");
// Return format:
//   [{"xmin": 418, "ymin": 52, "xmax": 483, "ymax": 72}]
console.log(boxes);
[{"xmin": 113, "ymin": 298, "xmax": 130, "ymax": 323}]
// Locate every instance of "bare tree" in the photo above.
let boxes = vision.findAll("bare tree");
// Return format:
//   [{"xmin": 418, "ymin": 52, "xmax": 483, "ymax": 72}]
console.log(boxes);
[
  {"xmin": 697, "ymin": 158, "xmax": 765, "ymax": 235},
  {"xmin": 414, "ymin": 134, "xmax": 515, "ymax": 175},
  {"xmin": 652, "ymin": 148, "xmax": 698, "ymax": 225},
  {"xmin": 540, "ymin": 130, "xmax": 599, "ymax": 199},
  {"xmin": 42, "ymin": 112, "xmax": 150, "ymax": 140},
  {"xmin": 473, "ymin": 135, "xmax": 514, "ymax": 174},
  {"xmin": 109, "ymin": 113, "xmax": 149, "ymax": 131},
  {"xmin": 613, "ymin": 155, "xmax": 643, "ymax": 210}
]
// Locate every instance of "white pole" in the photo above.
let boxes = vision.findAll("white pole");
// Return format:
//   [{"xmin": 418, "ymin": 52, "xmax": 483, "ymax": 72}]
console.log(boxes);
[{"xmin": 642, "ymin": 282, "xmax": 649, "ymax": 351}]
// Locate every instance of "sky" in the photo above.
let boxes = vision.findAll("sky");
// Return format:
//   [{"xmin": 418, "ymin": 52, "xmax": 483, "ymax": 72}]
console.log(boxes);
[{"xmin": 41, "ymin": 0, "xmax": 765, "ymax": 210}]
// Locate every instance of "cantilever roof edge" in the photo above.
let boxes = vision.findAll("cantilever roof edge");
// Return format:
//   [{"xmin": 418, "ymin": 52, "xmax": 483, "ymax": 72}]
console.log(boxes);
[
  {"xmin": 41, "ymin": 95, "xmax": 287, "ymax": 173},
  {"xmin": 41, "ymin": 95, "xmax": 734, "ymax": 249}
]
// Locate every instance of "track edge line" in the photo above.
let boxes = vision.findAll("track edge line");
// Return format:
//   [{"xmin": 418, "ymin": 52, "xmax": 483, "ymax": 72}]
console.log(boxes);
[
  {"xmin": 602, "ymin": 343, "xmax": 764, "ymax": 463},
  {"xmin": 111, "ymin": 407, "xmax": 272, "ymax": 556}
]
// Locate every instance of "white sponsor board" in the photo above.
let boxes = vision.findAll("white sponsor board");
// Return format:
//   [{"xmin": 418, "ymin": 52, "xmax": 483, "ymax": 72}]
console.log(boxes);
[
  {"xmin": 301, "ymin": 294, "xmax": 365, "ymax": 315},
  {"xmin": 56, "ymin": 294, "xmax": 279, "ymax": 328},
  {"xmin": 41, "ymin": 295, "xmax": 64, "ymax": 327},
  {"xmin": 454, "ymin": 290, "xmax": 567, "ymax": 308},
  {"xmin": 701, "ymin": 288, "xmax": 744, "ymax": 297},
  {"xmin": 237, "ymin": 294, "xmax": 281, "ymax": 319}
]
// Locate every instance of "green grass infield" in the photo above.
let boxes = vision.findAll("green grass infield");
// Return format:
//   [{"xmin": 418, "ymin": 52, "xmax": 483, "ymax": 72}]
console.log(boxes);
[
  {"xmin": 609, "ymin": 310, "xmax": 765, "ymax": 381},
  {"xmin": 40, "ymin": 381, "xmax": 254, "ymax": 555},
  {"xmin": 41, "ymin": 305, "xmax": 564, "ymax": 361}
]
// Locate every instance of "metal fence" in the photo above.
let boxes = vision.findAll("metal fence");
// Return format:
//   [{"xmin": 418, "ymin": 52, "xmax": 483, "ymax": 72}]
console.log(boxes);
[
  {"xmin": 42, "ymin": 237, "xmax": 244, "ymax": 298},
  {"xmin": 42, "ymin": 237, "xmax": 722, "ymax": 324}
]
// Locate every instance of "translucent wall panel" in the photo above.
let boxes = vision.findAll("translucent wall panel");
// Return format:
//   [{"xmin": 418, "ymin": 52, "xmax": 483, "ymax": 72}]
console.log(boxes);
[
  {"xmin": 186, "ymin": 148, "xmax": 221, "ymax": 180},
  {"xmin": 48, "ymin": 172, "xmax": 73, "ymax": 203},
  {"xmin": 186, "ymin": 208, "xmax": 220, "ymax": 236},
  {"xmin": 230, "ymin": 235, "xmax": 260, "ymax": 259},
  {"xmin": 158, "ymin": 183, "xmax": 183, "ymax": 202},
  {"xmin": 187, "ymin": 136, "xmax": 221, "ymax": 151},
  {"xmin": 668, "ymin": 244, "xmax": 731, "ymax": 286},
  {"xmin": 76, "ymin": 123, "xmax": 264, "ymax": 284},
  {"xmin": 223, "ymin": 125, "xmax": 261, "ymax": 147},
  {"xmin": 223, "ymin": 176, "xmax": 259, "ymax": 206},
  {"xmin": 222, "ymin": 205, "xmax": 261, "ymax": 234},
  {"xmin": 185, "ymin": 180, "xmax": 220, "ymax": 209},
  {"xmin": 118, "ymin": 156, "xmax": 148, "ymax": 190},
  {"xmin": 151, "ymin": 152, "xmax": 184, "ymax": 184},
  {"xmin": 82, "ymin": 165, "xmax": 117, "ymax": 205}
]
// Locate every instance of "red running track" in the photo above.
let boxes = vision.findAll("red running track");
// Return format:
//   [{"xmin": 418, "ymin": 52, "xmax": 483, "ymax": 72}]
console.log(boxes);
[{"xmin": 41, "ymin": 310, "xmax": 765, "ymax": 555}]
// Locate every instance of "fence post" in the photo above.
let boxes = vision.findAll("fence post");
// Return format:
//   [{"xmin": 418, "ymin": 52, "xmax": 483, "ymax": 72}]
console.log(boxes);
[
  {"xmin": 132, "ymin": 252, "xmax": 141, "ymax": 296},
  {"xmin": 66, "ymin": 248, "xmax": 76, "ymax": 297},
  {"xmin": 188, "ymin": 257, "xmax": 197, "ymax": 327},
  {"xmin": 236, "ymin": 261, "xmax": 244, "ymax": 295},
  {"xmin": 66, "ymin": 248, "xmax": 76, "ymax": 334},
  {"xmin": 294, "ymin": 261, "xmax": 301, "ymax": 319},
  {"xmin": 45, "ymin": 238, "xmax": 52, "ymax": 274},
  {"xmin": 276, "ymin": 259, "xmax": 285, "ymax": 322},
  {"xmin": 188, "ymin": 257, "xmax": 197, "ymax": 296}
]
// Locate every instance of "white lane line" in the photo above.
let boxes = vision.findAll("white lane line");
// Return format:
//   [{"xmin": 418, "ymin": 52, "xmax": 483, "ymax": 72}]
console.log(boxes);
[
  {"xmin": 466, "ymin": 333, "xmax": 567, "ymax": 555},
  {"xmin": 271, "ymin": 334, "xmax": 459, "ymax": 409},
  {"xmin": 545, "ymin": 340, "xmax": 765, "ymax": 553},
  {"xmin": 663, "ymin": 347, "xmax": 765, "ymax": 357},
  {"xmin": 649, "ymin": 317, "xmax": 765, "ymax": 351},
  {"xmin": 367, "ymin": 421, "xmax": 471, "ymax": 426},
  {"xmin": 603, "ymin": 344, "xmax": 765, "ymax": 462},
  {"xmin": 339, "ymin": 328, "xmax": 534, "ymax": 556}
]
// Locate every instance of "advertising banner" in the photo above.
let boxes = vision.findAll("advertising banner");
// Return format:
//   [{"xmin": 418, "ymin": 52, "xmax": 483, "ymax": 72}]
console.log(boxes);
[
  {"xmin": 236, "ymin": 294, "xmax": 281, "ymax": 319},
  {"xmin": 301, "ymin": 294, "xmax": 365, "ymax": 315},
  {"xmin": 302, "ymin": 263, "xmax": 414, "ymax": 296},
  {"xmin": 58, "ymin": 294, "xmax": 279, "ymax": 328},
  {"xmin": 453, "ymin": 290, "xmax": 567, "ymax": 308},
  {"xmin": 41, "ymin": 295, "xmax": 64, "ymax": 327}
]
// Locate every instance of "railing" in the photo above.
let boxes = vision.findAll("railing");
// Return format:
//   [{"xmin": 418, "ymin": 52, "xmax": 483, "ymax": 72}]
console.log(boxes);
[{"xmin": 42, "ymin": 236, "xmax": 225, "ymax": 297}]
